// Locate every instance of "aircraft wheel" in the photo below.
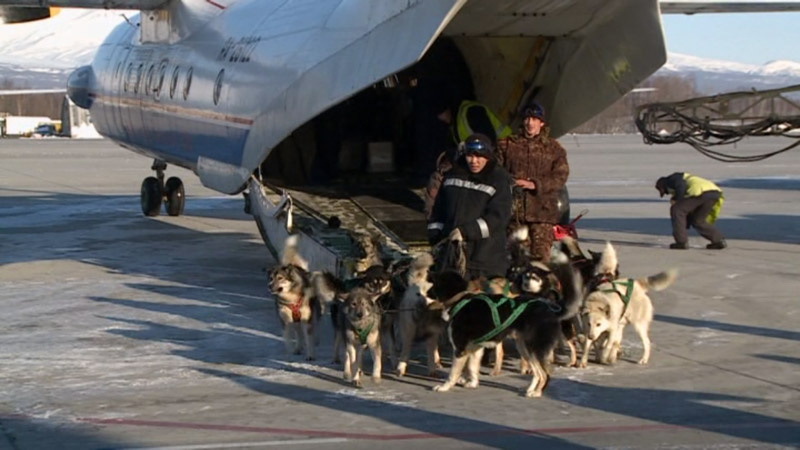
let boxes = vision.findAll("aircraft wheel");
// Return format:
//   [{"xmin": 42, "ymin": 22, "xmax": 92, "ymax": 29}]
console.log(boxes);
[
  {"xmin": 556, "ymin": 186, "xmax": 571, "ymax": 226},
  {"xmin": 141, "ymin": 176, "xmax": 162, "ymax": 217},
  {"xmin": 165, "ymin": 176, "xmax": 185, "ymax": 216}
]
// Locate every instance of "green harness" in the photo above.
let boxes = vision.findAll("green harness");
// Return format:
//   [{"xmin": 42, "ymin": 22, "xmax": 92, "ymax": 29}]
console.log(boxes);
[
  {"xmin": 354, "ymin": 320, "xmax": 374, "ymax": 345},
  {"xmin": 601, "ymin": 279, "xmax": 635, "ymax": 315},
  {"xmin": 448, "ymin": 293, "xmax": 561, "ymax": 345}
]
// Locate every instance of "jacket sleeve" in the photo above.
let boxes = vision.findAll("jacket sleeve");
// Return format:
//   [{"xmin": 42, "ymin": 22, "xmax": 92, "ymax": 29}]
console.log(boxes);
[
  {"xmin": 496, "ymin": 138, "xmax": 508, "ymax": 166},
  {"xmin": 460, "ymin": 171, "xmax": 513, "ymax": 242},
  {"xmin": 528, "ymin": 140, "xmax": 569, "ymax": 196},
  {"xmin": 427, "ymin": 178, "xmax": 446, "ymax": 245}
]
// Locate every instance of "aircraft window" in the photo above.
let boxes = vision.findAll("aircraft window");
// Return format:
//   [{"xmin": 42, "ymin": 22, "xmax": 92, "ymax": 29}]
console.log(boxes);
[
  {"xmin": 155, "ymin": 61, "xmax": 168, "ymax": 99},
  {"xmin": 170, "ymin": 66, "xmax": 180, "ymax": 99},
  {"xmin": 213, "ymin": 69, "xmax": 224, "ymax": 105},
  {"xmin": 145, "ymin": 64, "xmax": 156, "ymax": 96},
  {"xmin": 134, "ymin": 63, "xmax": 144, "ymax": 94},
  {"xmin": 124, "ymin": 63, "xmax": 133, "ymax": 92},
  {"xmin": 183, "ymin": 67, "xmax": 193, "ymax": 100}
]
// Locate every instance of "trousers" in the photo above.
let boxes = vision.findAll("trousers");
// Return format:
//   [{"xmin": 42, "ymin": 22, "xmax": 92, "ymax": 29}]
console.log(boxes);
[{"xmin": 670, "ymin": 191, "xmax": 725, "ymax": 244}]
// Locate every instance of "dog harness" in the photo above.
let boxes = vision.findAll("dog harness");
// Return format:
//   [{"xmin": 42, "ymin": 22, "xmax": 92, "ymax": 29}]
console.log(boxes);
[
  {"xmin": 600, "ymin": 279, "xmax": 635, "ymax": 315},
  {"xmin": 354, "ymin": 320, "xmax": 374, "ymax": 345},
  {"xmin": 448, "ymin": 294, "xmax": 562, "ymax": 345}
]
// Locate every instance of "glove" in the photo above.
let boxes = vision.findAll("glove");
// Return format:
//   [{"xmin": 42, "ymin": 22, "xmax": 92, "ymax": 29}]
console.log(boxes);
[{"xmin": 449, "ymin": 228, "xmax": 463, "ymax": 242}]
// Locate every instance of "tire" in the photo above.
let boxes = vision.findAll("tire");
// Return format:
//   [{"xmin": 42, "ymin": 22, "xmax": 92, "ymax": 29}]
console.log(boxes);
[
  {"xmin": 556, "ymin": 186, "xmax": 571, "ymax": 226},
  {"xmin": 165, "ymin": 176, "xmax": 185, "ymax": 216},
  {"xmin": 141, "ymin": 176, "xmax": 162, "ymax": 217}
]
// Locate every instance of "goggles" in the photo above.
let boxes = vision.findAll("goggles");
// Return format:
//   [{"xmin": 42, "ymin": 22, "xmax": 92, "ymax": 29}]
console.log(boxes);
[{"xmin": 463, "ymin": 140, "xmax": 490, "ymax": 155}]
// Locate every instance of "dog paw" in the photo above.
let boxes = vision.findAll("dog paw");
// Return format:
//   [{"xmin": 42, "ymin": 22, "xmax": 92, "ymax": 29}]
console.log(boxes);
[
  {"xmin": 637, "ymin": 358, "xmax": 649, "ymax": 365},
  {"xmin": 432, "ymin": 384, "xmax": 450, "ymax": 392},
  {"xmin": 352, "ymin": 379, "xmax": 363, "ymax": 389},
  {"xmin": 372, "ymin": 376, "xmax": 382, "ymax": 385},
  {"xmin": 395, "ymin": 362, "xmax": 407, "ymax": 377},
  {"xmin": 464, "ymin": 380, "xmax": 479, "ymax": 389},
  {"xmin": 489, "ymin": 369, "xmax": 502, "ymax": 377},
  {"xmin": 524, "ymin": 388, "xmax": 543, "ymax": 398},
  {"xmin": 456, "ymin": 376, "xmax": 468, "ymax": 386}
]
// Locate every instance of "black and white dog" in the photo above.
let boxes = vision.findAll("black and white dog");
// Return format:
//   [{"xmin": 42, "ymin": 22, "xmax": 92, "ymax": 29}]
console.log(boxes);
[{"xmin": 427, "ymin": 250, "xmax": 582, "ymax": 398}]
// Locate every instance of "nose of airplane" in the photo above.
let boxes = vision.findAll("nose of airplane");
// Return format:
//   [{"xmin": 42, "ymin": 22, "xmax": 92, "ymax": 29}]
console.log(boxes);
[{"xmin": 67, "ymin": 65, "xmax": 95, "ymax": 109}]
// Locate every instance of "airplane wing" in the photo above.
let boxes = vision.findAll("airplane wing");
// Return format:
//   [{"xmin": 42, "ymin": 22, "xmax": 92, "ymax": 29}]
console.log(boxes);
[{"xmin": 660, "ymin": 0, "xmax": 800, "ymax": 13}]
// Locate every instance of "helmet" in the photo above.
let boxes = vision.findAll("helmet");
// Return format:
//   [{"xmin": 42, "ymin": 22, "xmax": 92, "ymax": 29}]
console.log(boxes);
[
  {"xmin": 522, "ymin": 101, "xmax": 545, "ymax": 121},
  {"xmin": 462, "ymin": 133, "xmax": 493, "ymax": 157}
]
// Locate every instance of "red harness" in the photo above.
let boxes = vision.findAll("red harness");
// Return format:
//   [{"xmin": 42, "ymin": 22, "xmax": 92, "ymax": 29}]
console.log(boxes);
[{"xmin": 289, "ymin": 299, "xmax": 303, "ymax": 322}]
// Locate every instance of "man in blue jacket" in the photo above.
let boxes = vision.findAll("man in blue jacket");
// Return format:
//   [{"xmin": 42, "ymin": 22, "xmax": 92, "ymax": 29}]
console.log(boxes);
[{"xmin": 427, "ymin": 133, "xmax": 513, "ymax": 279}]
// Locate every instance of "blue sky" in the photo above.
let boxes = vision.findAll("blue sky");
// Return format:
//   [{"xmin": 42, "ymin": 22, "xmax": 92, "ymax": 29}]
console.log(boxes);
[{"xmin": 661, "ymin": 12, "xmax": 800, "ymax": 65}]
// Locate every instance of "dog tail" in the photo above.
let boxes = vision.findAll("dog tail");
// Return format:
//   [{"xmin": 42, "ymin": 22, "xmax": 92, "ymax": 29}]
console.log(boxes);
[
  {"xmin": 556, "ymin": 236, "xmax": 587, "ymax": 261},
  {"xmin": 550, "ymin": 248, "xmax": 583, "ymax": 321},
  {"xmin": 637, "ymin": 269, "xmax": 678, "ymax": 292},
  {"xmin": 281, "ymin": 234, "xmax": 309, "ymax": 270},
  {"xmin": 593, "ymin": 241, "xmax": 618, "ymax": 277}
]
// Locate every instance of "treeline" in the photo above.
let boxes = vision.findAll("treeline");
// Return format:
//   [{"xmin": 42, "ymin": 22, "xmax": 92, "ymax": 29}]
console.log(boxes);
[
  {"xmin": 0, "ymin": 79, "xmax": 64, "ymax": 118},
  {"xmin": 572, "ymin": 76, "xmax": 699, "ymax": 134}
]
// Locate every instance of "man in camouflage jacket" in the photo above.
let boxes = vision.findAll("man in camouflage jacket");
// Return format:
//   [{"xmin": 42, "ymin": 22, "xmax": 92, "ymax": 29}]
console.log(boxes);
[{"xmin": 497, "ymin": 101, "xmax": 569, "ymax": 262}]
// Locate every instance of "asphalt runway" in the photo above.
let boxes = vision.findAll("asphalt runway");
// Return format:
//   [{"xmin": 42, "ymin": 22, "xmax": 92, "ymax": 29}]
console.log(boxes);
[{"xmin": 1, "ymin": 136, "xmax": 798, "ymax": 449}]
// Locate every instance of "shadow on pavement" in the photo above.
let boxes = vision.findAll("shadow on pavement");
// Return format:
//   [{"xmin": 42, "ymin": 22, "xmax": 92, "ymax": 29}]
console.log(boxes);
[
  {"xmin": 550, "ymin": 380, "xmax": 800, "ymax": 446},
  {"xmin": 196, "ymin": 368, "xmax": 591, "ymax": 448}
]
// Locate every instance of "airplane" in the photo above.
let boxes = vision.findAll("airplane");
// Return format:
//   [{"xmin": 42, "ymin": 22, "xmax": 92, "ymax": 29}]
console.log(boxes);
[{"xmin": 2, "ymin": 0, "xmax": 799, "ymax": 271}]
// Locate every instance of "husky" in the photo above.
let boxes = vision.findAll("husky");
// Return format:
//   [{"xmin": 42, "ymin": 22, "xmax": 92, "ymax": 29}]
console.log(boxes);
[
  {"xmin": 394, "ymin": 252, "xmax": 446, "ymax": 377},
  {"xmin": 312, "ymin": 264, "xmax": 392, "ymax": 365},
  {"xmin": 268, "ymin": 235, "xmax": 319, "ymax": 360},
  {"xmin": 428, "ymin": 250, "xmax": 583, "ymax": 398},
  {"xmin": 351, "ymin": 231, "xmax": 383, "ymax": 275},
  {"xmin": 579, "ymin": 242, "xmax": 677, "ymax": 367},
  {"xmin": 337, "ymin": 286, "xmax": 385, "ymax": 387}
]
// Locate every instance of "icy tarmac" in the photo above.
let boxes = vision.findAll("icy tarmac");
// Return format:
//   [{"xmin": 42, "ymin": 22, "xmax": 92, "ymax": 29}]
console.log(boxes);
[{"xmin": 1, "ymin": 137, "xmax": 798, "ymax": 449}]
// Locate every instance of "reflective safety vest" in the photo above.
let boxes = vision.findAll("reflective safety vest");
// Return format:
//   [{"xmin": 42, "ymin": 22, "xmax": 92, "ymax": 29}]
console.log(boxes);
[
  {"xmin": 684, "ymin": 173, "xmax": 725, "ymax": 224},
  {"xmin": 455, "ymin": 100, "xmax": 512, "ymax": 143}
]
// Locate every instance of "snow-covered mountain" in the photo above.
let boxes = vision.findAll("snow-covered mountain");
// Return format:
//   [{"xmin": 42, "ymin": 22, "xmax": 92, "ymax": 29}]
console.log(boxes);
[
  {"xmin": 1, "ymin": 10, "xmax": 799, "ymax": 95},
  {"xmin": 657, "ymin": 53, "xmax": 800, "ymax": 94}
]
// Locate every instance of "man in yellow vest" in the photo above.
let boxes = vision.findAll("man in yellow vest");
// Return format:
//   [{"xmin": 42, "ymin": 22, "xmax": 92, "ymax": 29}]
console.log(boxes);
[
  {"xmin": 454, "ymin": 100, "xmax": 512, "ymax": 145},
  {"xmin": 655, "ymin": 172, "xmax": 727, "ymax": 249}
]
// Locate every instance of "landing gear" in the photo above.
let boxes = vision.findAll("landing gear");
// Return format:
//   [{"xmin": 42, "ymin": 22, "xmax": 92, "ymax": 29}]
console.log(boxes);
[
  {"xmin": 140, "ymin": 159, "xmax": 185, "ymax": 217},
  {"xmin": 141, "ymin": 176, "xmax": 162, "ymax": 216},
  {"xmin": 165, "ymin": 176, "xmax": 185, "ymax": 216}
]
